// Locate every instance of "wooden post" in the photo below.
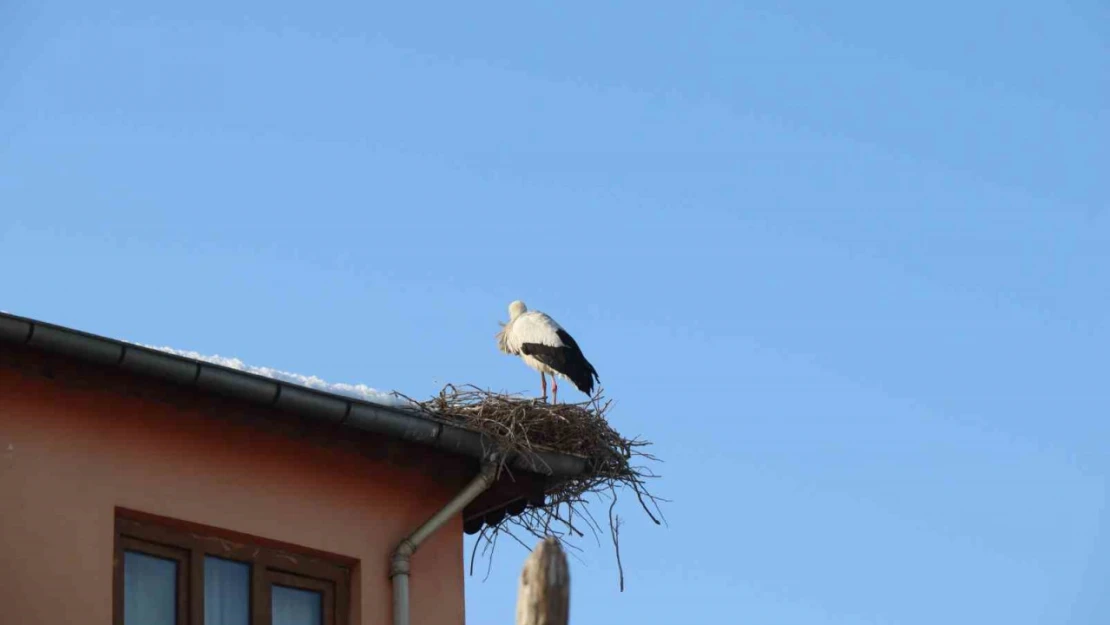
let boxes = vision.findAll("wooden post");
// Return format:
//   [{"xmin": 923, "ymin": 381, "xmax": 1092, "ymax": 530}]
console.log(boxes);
[{"xmin": 515, "ymin": 537, "xmax": 570, "ymax": 625}]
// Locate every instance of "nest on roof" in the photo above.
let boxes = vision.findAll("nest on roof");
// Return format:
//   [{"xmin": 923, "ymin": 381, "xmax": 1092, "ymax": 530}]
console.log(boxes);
[{"xmin": 397, "ymin": 384, "xmax": 665, "ymax": 590}]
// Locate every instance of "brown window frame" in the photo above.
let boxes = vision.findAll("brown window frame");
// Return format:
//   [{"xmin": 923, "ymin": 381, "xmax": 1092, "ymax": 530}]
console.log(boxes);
[{"xmin": 113, "ymin": 509, "xmax": 351, "ymax": 625}]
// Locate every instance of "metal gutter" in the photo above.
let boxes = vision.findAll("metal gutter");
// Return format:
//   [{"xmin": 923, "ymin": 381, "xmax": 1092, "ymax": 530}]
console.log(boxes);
[
  {"xmin": 0, "ymin": 312, "xmax": 587, "ymax": 477},
  {"xmin": 390, "ymin": 459, "xmax": 499, "ymax": 625}
]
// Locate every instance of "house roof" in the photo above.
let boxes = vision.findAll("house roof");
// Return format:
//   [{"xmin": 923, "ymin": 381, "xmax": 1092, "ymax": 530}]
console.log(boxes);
[{"xmin": 0, "ymin": 310, "xmax": 585, "ymax": 533}]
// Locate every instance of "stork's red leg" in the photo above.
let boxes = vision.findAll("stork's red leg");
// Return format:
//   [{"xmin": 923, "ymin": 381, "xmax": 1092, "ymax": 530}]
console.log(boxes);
[
  {"xmin": 552, "ymin": 376, "xmax": 558, "ymax": 404},
  {"xmin": 540, "ymin": 372, "xmax": 547, "ymax": 401}
]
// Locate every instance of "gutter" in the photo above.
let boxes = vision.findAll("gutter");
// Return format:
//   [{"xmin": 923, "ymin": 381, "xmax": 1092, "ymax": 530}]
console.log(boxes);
[
  {"xmin": 0, "ymin": 312, "xmax": 587, "ymax": 478},
  {"xmin": 390, "ymin": 459, "xmax": 499, "ymax": 625}
]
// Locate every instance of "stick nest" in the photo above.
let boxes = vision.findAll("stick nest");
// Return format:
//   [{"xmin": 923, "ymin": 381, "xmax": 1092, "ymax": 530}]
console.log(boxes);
[{"xmin": 397, "ymin": 384, "xmax": 666, "ymax": 589}]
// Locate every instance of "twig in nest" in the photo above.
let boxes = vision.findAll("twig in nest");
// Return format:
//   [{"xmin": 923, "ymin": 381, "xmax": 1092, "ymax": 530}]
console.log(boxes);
[{"xmin": 609, "ymin": 487, "xmax": 625, "ymax": 592}]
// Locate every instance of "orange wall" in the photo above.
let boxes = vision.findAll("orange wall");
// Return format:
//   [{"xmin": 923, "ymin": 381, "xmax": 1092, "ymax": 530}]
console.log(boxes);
[{"xmin": 0, "ymin": 358, "xmax": 467, "ymax": 625}]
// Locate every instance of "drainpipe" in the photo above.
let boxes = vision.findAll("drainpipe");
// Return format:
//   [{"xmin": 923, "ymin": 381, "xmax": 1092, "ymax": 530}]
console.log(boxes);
[{"xmin": 390, "ymin": 459, "xmax": 500, "ymax": 625}]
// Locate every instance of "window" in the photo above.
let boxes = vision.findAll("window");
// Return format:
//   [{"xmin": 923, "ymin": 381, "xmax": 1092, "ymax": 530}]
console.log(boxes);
[{"xmin": 114, "ymin": 512, "xmax": 350, "ymax": 625}]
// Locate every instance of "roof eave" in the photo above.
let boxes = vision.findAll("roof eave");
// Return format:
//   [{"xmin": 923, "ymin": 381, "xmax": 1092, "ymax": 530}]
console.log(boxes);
[{"xmin": 0, "ymin": 312, "xmax": 587, "ymax": 478}]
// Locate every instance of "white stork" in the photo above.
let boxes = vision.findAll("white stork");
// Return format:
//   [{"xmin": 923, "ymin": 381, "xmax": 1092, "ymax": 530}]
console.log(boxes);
[{"xmin": 496, "ymin": 300, "xmax": 600, "ymax": 403}]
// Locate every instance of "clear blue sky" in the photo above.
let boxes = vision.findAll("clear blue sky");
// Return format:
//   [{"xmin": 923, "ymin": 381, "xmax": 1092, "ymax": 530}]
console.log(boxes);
[{"xmin": 3, "ymin": 2, "xmax": 1107, "ymax": 623}]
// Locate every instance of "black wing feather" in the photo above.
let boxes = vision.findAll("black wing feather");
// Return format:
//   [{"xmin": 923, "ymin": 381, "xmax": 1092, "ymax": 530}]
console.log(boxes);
[{"xmin": 520, "ymin": 329, "xmax": 600, "ymax": 395}]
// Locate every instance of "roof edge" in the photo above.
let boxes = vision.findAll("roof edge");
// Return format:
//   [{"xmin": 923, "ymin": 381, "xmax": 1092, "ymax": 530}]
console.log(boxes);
[{"xmin": 0, "ymin": 311, "xmax": 586, "ymax": 478}]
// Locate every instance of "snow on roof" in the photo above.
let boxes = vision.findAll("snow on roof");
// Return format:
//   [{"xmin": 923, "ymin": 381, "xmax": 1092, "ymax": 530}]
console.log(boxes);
[{"xmin": 140, "ymin": 344, "xmax": 406, "ymax": 407}]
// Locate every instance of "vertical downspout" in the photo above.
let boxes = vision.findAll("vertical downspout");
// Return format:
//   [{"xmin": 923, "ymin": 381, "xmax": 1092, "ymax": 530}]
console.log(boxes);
[{"xmin": 390, "ymin": 460, "xmax": 499, "ymax": 625}]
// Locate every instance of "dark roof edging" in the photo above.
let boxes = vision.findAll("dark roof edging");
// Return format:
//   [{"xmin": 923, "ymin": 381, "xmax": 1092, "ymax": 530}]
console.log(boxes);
[{"xmin": 0, "ymin": 312, "xmax": 586, "ymax": 478}]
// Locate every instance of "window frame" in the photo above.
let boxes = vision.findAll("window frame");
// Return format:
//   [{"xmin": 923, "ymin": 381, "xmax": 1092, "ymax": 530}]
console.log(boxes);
[{"xmin": 113, "ymin": 511, "xmax": 350, "ymax": 625}]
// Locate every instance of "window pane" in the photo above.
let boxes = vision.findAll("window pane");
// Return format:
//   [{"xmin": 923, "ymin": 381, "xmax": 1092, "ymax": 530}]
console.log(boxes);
[
  {"xmin": 124, "ymin": 551, "xmax": 177, "ymax": 625},
  {"xmin": 205, "ymin": 556, "xmax": 250, "ymax": 625},
  {"xmin": 272, "ymin": 585, "xmax": 322, "ymax": 625}
]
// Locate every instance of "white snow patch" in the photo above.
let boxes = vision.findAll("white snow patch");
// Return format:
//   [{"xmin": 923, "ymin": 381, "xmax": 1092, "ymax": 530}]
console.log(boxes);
[{"xmin": 138, "ymin": 344, "xmax": 406, "ymax": 407}]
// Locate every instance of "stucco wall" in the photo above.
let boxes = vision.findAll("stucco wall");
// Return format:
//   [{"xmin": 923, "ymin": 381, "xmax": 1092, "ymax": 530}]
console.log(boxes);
[{"xmin": 0, "ymin": 355, "xmax": 468, "ymax": 625}]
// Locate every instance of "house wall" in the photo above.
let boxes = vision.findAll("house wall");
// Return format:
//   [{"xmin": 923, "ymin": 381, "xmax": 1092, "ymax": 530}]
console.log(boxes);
[{"xmin": 0, "ymin": 352, "xmax": 470, "ymax": 625}]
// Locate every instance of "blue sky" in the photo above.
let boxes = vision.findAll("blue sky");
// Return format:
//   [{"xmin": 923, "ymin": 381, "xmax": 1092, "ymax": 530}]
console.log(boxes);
[{"xmin": 2, "ymin": 1, "xmax": 1107, "ymax": 623}]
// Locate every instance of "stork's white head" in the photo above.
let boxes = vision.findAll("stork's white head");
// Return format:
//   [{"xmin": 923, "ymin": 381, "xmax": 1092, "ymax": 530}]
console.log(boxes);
[{"xmin": 508, "ymin": 300, "xmax": 528, "ymax": 320}]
